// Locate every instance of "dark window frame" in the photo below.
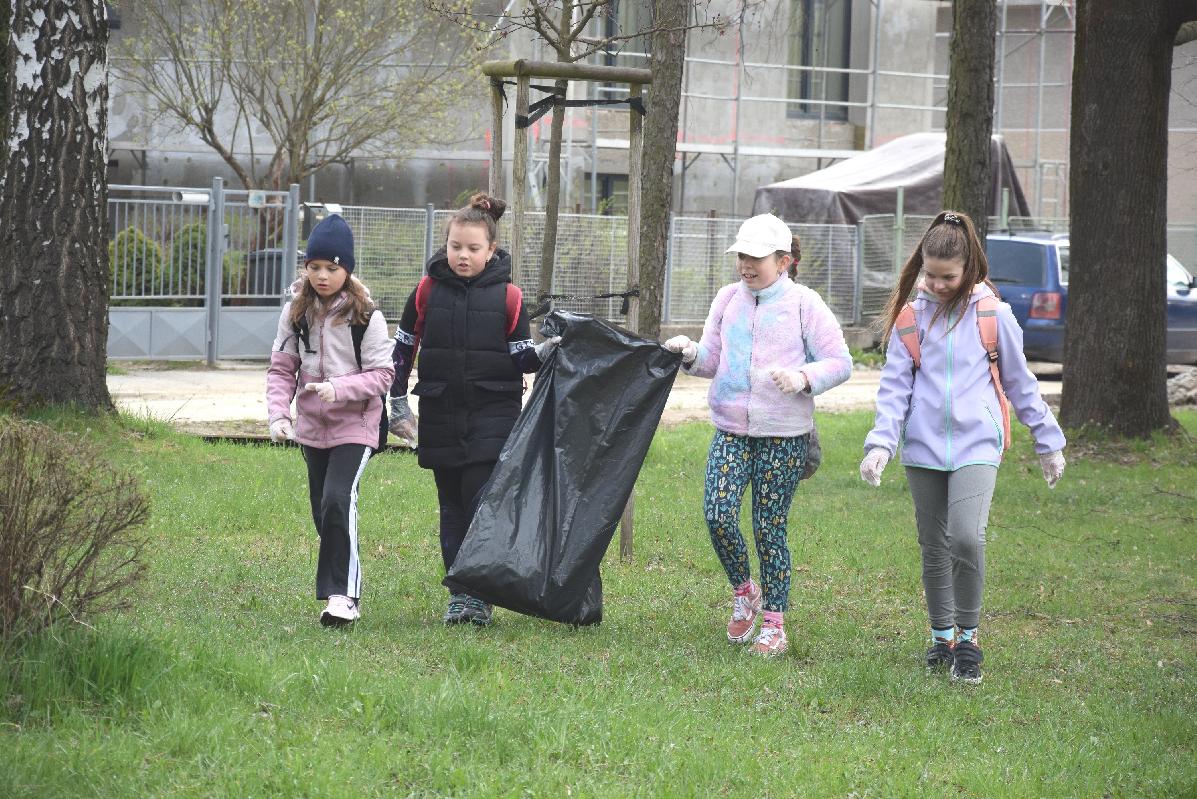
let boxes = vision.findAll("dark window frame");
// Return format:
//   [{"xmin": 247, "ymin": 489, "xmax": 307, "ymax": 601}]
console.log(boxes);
[{"xmin": 787, "ymin": 0, "xmax": 853, "ymax": 121}]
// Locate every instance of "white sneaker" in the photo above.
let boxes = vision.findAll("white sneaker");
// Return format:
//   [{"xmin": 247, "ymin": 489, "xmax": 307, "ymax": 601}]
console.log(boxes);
[{"xmin": 320, "ymin": 595, "xmax": 360, "ymax": 627}]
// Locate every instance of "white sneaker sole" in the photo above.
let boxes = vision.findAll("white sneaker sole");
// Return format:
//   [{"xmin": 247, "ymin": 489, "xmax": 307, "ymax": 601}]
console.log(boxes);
[
  {"xmin": 320, "ymin": 605, "xmax": 360, "ymax": 627},
  {"xmin": 727, "ymin": 625, "xmax": 757, "ymax": 644}
]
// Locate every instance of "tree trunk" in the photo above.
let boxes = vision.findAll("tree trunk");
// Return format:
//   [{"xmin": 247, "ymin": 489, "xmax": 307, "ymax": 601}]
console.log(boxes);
[
  {"xmin": 537, "ymin": 78, "xmax": 569, "ymax": 307},
  {"xmin": 942, "ymin": 0, "xmax": 995, "ymax": 240},
  {"xmin": 0, "ymin": 2, "xmax": 113, "ymax": 412},
  {"xmin": 1060, "ymin": 0, "xmax": 1194, "ymax": 436},
  {"xmin": 636, "ymin": 0, "xmax": 688, "ymax": 340}
]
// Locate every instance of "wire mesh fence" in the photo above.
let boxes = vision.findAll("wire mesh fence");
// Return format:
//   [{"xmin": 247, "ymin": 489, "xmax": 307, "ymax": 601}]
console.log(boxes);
[{"xmin": 105, "ymin": 189, "xmax": 1197, "ymax": 340}]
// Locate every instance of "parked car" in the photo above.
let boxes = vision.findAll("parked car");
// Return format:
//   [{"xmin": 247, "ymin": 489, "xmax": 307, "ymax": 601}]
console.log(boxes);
[{"xmin": 985, "ymin": 233, "xmax": 1197, "ymax": 364}]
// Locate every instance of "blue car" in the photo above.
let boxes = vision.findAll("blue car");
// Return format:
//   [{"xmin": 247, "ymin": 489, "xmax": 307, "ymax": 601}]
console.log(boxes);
[{"xmin": 985, "ymin": 233, "xmax": 1197, "ymax": 364}]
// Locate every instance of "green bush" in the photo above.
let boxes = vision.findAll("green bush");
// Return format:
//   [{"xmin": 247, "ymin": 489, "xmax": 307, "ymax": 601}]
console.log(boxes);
[
  {"xmin": 108, "ymin": 226, "xmax": 166, "ymax": 300},
  {"xmin": 168, "ymin": 221, "xmax": 207, "ymax": 297}
]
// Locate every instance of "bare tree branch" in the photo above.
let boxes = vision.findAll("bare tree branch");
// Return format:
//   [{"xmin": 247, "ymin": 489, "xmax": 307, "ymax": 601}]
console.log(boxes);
[{"xmin": 114, "ymin": 0, "xmax": 485, "ymax": 189}]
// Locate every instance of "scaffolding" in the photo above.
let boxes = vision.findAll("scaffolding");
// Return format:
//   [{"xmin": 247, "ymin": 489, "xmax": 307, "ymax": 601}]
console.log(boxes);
[{"xmin": 535, "ymin": 0, "xmax": 1094, "ymax": 218}]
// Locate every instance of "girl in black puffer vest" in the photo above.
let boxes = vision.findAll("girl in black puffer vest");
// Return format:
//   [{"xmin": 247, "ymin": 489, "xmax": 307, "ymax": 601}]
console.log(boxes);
[{"xmin": 387, "ymin": 194, "xmax": 559, "ymax": 627}]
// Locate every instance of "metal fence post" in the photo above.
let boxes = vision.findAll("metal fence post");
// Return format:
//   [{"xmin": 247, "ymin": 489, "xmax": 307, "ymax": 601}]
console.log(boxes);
[
  {"xmin": 424, "ymin": 203, "xmax": 435, "ymax": 273},
  {"xmin": 663, "ymin": 214, "xmax": 674, "ymax": 325},
  {"xmin": 1000, "ymin": 187, "xmax": 1011, "ymax": 231},
  {"xmin": 205, "ymin": 176, "xmax": 225, "ymax": 365},
  {"xmin": 282, "ymin": 184, "xmax": 301, "ymax": 305},
  {"xmin": 853, "ymin": 222, "xmax": 865, "ymax": 326},
  {"xmin": 893, "ymin": 186, "xmax": 905, "ymax": 275}
]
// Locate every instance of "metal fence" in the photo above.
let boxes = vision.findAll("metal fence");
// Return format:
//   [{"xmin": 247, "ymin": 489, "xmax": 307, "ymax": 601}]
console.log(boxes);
[
  {"xmin": 108, "ymin": 181, "xmax": 299, "ymax": 305},
  {"xmin": 105, "ymin": 188, "xmax": 1197, "ymax": 361}
]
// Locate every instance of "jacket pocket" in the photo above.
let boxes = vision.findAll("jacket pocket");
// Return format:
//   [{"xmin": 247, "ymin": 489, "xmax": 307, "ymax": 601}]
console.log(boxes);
[
  {"xmin": 984, "ymin": 405, "xmax": 1003, "ymax": 451},
  {"xmin": 474, "ymin": 380, "xmax": 523, "ymax": 394},
  {"xmin": 411, "ymin": 381, "xmax": 447, "ymax": 398}
]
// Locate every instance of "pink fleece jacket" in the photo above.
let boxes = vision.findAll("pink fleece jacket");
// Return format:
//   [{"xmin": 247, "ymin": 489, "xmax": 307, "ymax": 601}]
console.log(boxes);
[
  {"xmin": 266, "ymin": 286, "xmax": 395, "ymax": 450},
  {"xmin": 686, "ymin": 276, "xmax": 853, "ymax": 437}
]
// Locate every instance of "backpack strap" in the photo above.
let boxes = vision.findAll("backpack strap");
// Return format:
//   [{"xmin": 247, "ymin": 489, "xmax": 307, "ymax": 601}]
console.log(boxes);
[
  {"xmin": 350, "ymin": 320, "xmax": 368, "ymax": 370},
  {"xmin": 414, "ymin": 275, "xmax": 433, "ymax": 337},
  {"xmin": 292, "ymin": 315, "xmax": 314, "ymax": 354},
  {"xmin": 895, "ymin": 303, "xmax": 921, "ymax": 369},
  {"xmin": 505, "ymin": 284, "xmax": 522, "ymax": 337},
  {"xmin": 976, "ymin": 296, "xmax": 1012, "ymax": 452}
]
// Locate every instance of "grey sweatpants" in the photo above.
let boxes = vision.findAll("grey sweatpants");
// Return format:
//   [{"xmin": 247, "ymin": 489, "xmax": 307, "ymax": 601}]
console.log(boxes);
[{"xmin": 905, "ymin": 465, "xmax": 997, "ymax": 631}]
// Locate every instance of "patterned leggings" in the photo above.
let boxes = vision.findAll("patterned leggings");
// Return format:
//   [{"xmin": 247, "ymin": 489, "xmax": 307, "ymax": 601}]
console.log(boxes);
[{"xmin": 703, "ymin": 430, "xmax": 809, "ymax": 612}]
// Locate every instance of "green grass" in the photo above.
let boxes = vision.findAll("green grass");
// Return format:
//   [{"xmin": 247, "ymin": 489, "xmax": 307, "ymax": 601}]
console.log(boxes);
[
  {"xmin": 850, "ymin": 346, "xmax": 886, "ymax": 369},
  {"xmin": 2, "ymin": 410, "xmax": 1195, "ymax": 797}
]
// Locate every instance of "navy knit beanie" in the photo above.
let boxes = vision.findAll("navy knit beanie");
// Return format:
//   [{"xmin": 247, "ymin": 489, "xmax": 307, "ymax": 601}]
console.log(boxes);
[{"xmin": 304, "ymin": 214, "xmax": 355, "ymax": 273}]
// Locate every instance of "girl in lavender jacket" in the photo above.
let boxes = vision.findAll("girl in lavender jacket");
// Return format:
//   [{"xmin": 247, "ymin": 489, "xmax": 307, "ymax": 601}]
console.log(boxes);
[
  {"xmin": 861, "ymin": 211, "xmax": 1066, "ymax": 684},
  {"xmin": 266, "ymin": 214, "xmax": 395, "ymax": 628},
  {"xmin": 664, "ymin": 213, "xmax": 853, "ymax": 657}
]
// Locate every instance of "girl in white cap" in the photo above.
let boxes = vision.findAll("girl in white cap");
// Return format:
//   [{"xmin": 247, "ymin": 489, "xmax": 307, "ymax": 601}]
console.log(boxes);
[{"xmin": 663, "ymin": 213, "xmax": 852, "ymax": 656}]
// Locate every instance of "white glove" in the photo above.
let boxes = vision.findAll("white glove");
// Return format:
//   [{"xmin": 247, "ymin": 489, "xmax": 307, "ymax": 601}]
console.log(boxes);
[
  {"xmin": 534, "ymin": 336, "xmax": 562, "ymax": 361},
  {"xmin": 1039, "ymin": 450, "xmax": 1065, "ymax": 489},
  {"xmin": 770, "ymin": 368, "xmax": 809, "ymax": 395},
  {"xmin": 305, "ymin": 381, "xmax": 336, "ymax": 403},
  {"xmin": 269, "ymin": 418, "xmax": 293, "ymax": 443},
  {"xmin": 860, "ymin": 448, "xmax": 891, "ymax": 487},
  {"xmin": 388, "ymin": 395, "xmax": 418, "ymax": 441},
  {"xmin": 663, "ymin": 335, "xmax": 698, "ymax": 364}
]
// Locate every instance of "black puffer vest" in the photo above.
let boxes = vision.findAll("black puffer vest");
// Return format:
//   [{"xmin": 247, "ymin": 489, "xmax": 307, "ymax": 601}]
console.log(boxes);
[{"xmin": 413, "ymin": 248, "xmax": 523, "ymax": 469}]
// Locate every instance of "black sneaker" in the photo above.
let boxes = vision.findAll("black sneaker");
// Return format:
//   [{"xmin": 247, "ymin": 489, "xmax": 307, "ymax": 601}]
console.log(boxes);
[
  {"xmin": 950, "ymin": 640, "xmax": 984, "ymax": 684},
  {"xmin": 926, "ymin": 640, "xmax": 954, "ymax": 671},
  {"xmin": 443, "ymin": 593, "xmax": 470, "ymax": 625},
  {"xmin": 460, "ymin": 596, "xmax": 493, "ymax": 627}
]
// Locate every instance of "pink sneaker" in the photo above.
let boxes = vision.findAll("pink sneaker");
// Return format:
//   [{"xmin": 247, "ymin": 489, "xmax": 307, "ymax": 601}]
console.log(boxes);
[
  {"xmin": 727, "ymin": 581, "xmax": 762, "ymax": 643},
  {"xmin": 750, "ymin": 624, "xmax": 788, "ymax": 657}
]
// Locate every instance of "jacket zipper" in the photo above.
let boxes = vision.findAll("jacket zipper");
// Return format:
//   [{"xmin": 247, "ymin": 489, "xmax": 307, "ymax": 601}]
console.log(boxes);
[
  {"xmin": 747, "ymin": 295, "xmax": 759, "ymax": 434},
  {"xmin": 944, "ymin": 309, "xmax": 955, "ymax": 469}
]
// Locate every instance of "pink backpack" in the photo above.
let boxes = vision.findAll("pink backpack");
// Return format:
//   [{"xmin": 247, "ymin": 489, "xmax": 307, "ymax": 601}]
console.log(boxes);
[{"xmin": 895, "ymin": 297, "xmax": 1012, "ymax": 452}]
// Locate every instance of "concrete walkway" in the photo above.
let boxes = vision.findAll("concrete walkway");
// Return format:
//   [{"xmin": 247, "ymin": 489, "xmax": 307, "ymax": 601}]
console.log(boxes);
[{"xmin": 106, "ymin": 360, "xmax": 1062, "ymax": 436}]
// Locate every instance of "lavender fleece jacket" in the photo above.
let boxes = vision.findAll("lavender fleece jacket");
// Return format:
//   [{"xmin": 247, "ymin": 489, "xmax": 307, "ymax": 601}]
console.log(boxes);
[
  {"xmin": 267, "ymin": 283, "xmax": 395, "ymax": 450},
  {"xmin": 686, "ymin": 276, "xmax": 853, "ymax": 437},
  {"xmin": 864, "ymin": 284, "xmax": 1066, "ymax": 470}
]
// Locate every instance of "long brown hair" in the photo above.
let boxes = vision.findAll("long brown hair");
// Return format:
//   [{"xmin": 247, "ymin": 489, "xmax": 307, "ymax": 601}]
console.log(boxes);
[
  {"xmin": 446, "ymin": 192, "xmax": 507, "ymax": 244},
  {"xmin": 878, "ymin": 210, "xmax": 996, "ymax": 340},
  {"xmin": 288, "ymin": 274, "xmax": 375, "ymax": 329}
]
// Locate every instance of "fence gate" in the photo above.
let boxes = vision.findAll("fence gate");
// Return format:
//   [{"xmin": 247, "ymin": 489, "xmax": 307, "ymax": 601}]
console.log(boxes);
[{"xmin": 107, "ymin": 178, "xmax": 301, "ymax": 362}]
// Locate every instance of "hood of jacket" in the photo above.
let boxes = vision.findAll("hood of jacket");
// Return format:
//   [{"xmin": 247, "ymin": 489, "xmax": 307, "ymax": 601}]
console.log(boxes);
[{"xmin": 425, "ymin": 247, "xmax": 513, "ymax": 288}]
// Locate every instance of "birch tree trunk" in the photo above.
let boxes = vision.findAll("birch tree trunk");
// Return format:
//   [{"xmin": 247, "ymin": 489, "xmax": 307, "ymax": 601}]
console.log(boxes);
[{"xmin": 1, "ymin": 1, "xmax": 112, "ymax": 412}]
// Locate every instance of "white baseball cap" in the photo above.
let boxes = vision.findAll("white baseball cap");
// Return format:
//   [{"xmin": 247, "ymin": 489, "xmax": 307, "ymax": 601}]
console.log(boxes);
[{"xmin": 726, "ymin": 214, "xmax": 793, "ymax": 258}]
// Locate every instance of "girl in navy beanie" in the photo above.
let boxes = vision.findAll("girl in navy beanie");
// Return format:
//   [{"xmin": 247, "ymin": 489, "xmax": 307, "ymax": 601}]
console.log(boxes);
[{"xmin": 266, "ymin": 213, "xmax": 394, "ymax": 627}]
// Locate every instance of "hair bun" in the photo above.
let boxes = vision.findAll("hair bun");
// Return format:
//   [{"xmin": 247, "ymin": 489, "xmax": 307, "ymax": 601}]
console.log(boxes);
[{"xmin": 469, "ymin": 192, "xmax": 507, "ymax": 222}]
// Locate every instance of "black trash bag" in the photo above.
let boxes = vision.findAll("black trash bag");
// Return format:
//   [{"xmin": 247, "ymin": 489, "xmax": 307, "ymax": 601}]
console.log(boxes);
[{"xmin": 443, "ymin": 310, "xmax": 682, "ymax": 625}]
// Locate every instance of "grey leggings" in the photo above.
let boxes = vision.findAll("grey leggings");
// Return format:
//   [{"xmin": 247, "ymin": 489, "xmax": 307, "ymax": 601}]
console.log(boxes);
[{"xmin": 905, "ymin": 465, "xmax": 997, "ymax": 630}]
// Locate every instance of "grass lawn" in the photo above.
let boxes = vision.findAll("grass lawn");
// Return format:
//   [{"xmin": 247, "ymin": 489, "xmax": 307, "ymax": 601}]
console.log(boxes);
[{"xmin": 2, "ymin": 410, "xmax": 1195, "ymax": 797}]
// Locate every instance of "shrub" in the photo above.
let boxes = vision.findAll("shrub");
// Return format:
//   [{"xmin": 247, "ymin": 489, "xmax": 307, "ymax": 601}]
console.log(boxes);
[
  {"xmin": 108, "ymin": 226, "xmax": 166, "ymax": 299},
  {"xmin": 0, "ymin": 419, "xmax": 150, "ymax": 644},
  {"xmin": 168, "ymin": 221, "xmax": 207, "ymax": 297}
]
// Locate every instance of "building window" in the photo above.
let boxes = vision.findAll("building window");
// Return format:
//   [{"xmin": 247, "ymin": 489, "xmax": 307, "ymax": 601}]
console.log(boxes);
[
  {"xmin": 598, "ymin": 174, "xmax": 629, "ymax": 215},
  {"xmin": 787, "ymin": 0, "xmax": 852, "ymax": 120},
  {"xmin": 599, "ymin": 0, "xmax": 652, "ymax": 98}
]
